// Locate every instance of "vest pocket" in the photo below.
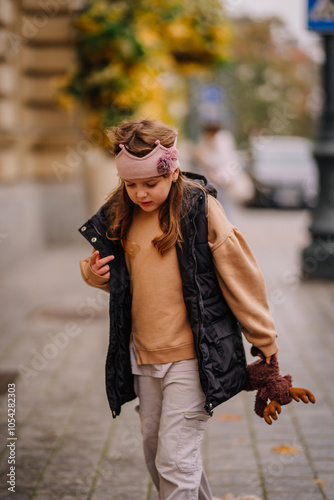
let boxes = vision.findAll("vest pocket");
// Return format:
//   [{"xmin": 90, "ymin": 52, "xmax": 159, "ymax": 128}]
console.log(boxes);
[{"xmin": 209, "ymin": 318, "xmax": 245, "ymax": 373}]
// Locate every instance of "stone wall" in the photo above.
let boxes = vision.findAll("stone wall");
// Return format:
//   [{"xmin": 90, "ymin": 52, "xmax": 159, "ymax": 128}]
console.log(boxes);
[{"xmin": 0, "ymin": 0, "xmax": 90, "ymax": 271}]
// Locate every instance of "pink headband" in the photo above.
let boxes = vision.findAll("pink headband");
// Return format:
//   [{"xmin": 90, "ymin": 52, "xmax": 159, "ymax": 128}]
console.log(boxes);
[{"xmin": 115, "ymin": 135, "xmax": 179, "ymax": 180}]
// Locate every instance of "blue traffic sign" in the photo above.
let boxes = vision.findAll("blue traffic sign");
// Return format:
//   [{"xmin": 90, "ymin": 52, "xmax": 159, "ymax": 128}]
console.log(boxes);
[
  {"xmin": 198, "ymin": 83, "xmax": 228, "ymax": 125},
  {"xmin": 308, "ymin": 0, "xmax": 334, "ymax": 32}
]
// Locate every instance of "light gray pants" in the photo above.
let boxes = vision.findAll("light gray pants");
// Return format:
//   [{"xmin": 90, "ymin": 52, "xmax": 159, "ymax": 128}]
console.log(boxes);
[{"xmin": 134, "ymin": 365, "xmax": 212, "ymax": 500}]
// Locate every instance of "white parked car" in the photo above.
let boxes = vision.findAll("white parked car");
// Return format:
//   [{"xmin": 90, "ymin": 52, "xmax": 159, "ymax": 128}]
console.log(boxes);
[{"xmin": 246, "ymin": 136, "xmax": 319, "ymax": 208}]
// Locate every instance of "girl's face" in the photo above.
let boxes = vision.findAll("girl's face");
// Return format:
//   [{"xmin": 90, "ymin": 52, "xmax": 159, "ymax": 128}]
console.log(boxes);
[{"xmin": 124, "ymin": 170, "xmax": 179, "ymax": 213}]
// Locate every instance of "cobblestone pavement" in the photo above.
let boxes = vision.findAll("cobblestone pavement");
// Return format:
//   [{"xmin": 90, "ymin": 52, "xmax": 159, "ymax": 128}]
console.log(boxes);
[{"xmin": 0, "ymin": 207, "xmax": 333, "ymax": 500}]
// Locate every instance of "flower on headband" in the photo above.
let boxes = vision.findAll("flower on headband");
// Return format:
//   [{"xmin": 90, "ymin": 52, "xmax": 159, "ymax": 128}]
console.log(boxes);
[{"xmin": 157, "ymin": 147, "xmax": 179, "ymax": 174}]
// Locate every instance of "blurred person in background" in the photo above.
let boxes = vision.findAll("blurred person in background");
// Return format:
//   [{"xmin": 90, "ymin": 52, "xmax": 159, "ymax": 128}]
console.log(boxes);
[{"xmin": 192, "ymin": 123, "xmax": 240, "ymax": 220}]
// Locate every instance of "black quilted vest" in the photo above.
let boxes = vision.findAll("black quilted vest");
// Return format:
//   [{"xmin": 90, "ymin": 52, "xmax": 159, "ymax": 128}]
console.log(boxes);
[{"xmin": 79, "ymin": 174, "xmax": 247, "ymax": 417}]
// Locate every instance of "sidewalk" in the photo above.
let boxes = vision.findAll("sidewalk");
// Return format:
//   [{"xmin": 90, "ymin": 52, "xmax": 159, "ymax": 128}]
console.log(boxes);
[{"xmin": 0, "ymin": 206, "xmax": 333, "ymax": 500}]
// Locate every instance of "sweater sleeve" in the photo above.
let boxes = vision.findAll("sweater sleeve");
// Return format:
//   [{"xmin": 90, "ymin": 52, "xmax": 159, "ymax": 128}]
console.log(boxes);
[
  {"xmin": 79, "ymin": 257, "xmax": 110, "ymax": 294},
  {"xmin": 207, "ymin": 195, "xmax": 278, "ymax": 357}
]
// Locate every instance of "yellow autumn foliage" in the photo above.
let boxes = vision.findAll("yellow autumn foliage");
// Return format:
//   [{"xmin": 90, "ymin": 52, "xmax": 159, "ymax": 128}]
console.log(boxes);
[{"xmin": 59, "ymin": 0, "xmax": 233, "ymax": 130}]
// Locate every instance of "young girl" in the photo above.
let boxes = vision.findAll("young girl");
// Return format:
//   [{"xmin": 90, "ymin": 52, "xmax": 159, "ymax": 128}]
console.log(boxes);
[{"xmin": 79, "ymin": 119, "xmax": 278, "ymax": 500}]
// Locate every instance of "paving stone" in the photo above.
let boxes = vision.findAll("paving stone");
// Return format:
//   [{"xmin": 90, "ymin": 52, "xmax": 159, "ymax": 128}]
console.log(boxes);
[
  {"xmin": 265, "ymin": 476, "xmax": 320, "ymax": 492},
  {"xmin": 0, "ymin": 209, "xmax": 333, "ymax": 499},
  {"xmin": 265, "ymin": 463, "xmax": 313, "ymax": 479},
  {"xmin": 311, "ymin": 459, "xmax": 334, "ymax": 473},
  {"xmin": 266, "ymin": 493, "xmax": 324, "ymax": 500},
  {"xmin": 321, "ymin": 474, "xmax": 334, "ymax": 500},
  {"xmin": 211, "ymin": 484, "xmax": 263, "ymax": 499}
]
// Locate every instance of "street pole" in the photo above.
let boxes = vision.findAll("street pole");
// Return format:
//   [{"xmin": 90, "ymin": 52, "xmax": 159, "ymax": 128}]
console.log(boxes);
[{"xmin": 302, "ymin": 6, "xmax": 334, "ymax": 278}]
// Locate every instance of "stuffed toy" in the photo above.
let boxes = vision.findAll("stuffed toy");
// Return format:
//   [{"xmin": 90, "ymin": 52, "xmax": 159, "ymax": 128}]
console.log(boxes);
[{"xmin": 245, "ymin": 347, "xmax": 316, "ymax": 425}]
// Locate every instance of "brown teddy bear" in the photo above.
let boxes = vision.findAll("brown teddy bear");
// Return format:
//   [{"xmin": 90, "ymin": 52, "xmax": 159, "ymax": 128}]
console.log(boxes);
[{"xmin": 245, "ymin": 347, "xmax": 316, "ymax": 425}]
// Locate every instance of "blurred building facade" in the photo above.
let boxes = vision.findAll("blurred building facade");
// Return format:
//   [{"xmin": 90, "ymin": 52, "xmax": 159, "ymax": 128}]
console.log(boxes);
[{"xmin": 0, "ymin": 0, "xmax": 89, "ymax": 271}]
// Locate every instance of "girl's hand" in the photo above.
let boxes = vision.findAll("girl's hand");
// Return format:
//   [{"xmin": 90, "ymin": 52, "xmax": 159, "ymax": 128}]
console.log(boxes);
[
  {"xmin": 89, "ymin": 250, "xmax": 115, "ymax": 278},
  {"xmin": 266, "ymin": 352, "xmax": 278, "ymax": 365}
]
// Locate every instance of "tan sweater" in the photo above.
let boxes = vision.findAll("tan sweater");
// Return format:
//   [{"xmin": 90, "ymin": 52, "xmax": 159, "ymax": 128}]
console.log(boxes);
[{"xmin": 80, "ymin": 195, "xmax": 278, "ymax": 362}]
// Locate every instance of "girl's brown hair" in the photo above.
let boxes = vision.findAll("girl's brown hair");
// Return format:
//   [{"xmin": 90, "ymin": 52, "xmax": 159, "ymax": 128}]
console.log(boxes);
[{"xmin": 105, "ymin": 119, "xmax": 195, "ymax": 255}]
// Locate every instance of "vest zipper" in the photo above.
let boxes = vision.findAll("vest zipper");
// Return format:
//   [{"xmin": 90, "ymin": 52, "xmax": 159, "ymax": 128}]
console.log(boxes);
[
  {"xmin": 190, "ymin": 198, "xmax": 212, "ymax": 413},
  {"xmin": 111, "ymin": 310, "xmax": 122, "ymax": 418}
]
